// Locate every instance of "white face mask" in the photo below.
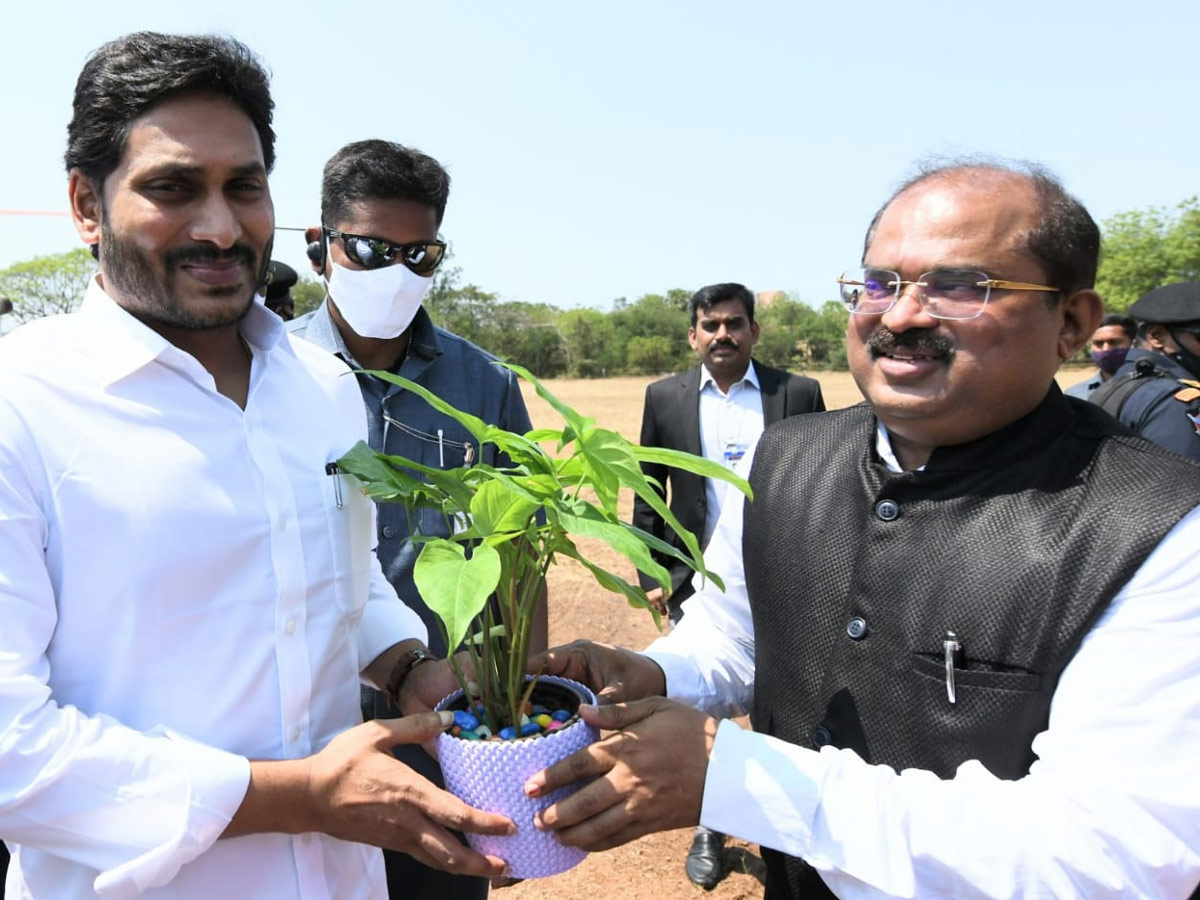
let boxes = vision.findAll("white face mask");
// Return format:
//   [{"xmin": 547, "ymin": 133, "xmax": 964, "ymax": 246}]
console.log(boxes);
[{"xmin": 325, "ymin": 260, "xmax": 433, "ymax": 339}]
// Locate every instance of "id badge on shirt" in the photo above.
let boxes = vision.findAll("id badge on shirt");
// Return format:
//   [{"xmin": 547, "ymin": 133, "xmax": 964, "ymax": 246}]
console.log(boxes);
[{"xmin": 723, "ymin": 439, "xmax": 746, "ymax": 467}]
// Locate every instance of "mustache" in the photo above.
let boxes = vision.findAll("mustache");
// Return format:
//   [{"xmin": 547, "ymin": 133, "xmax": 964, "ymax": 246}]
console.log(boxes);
[
  {"xmin": 165, "ymin": 244, "xmax": 258, "ymax": 268},
  {"xmin": 709, "ymin": 339, "xmax": 738, "ymax": 351},
  {"xmin": 866, "ymin": 325, "xmax": 955, "ymax": 360}
]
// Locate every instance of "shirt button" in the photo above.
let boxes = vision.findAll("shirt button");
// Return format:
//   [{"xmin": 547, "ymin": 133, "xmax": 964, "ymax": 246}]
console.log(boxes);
[
  {"xmin": 812, "ymin": 726, "xmax": 833, "ymax": 748},
  {"xmin": 875, "ymin": 499, "xmax": 900, "ymax": 521},
  {"xmin": 846, "ymin": 616, "xmax": 868, "ymax": 640},
  {"xmin": 381, "ymin": 525, "xmax": 396, "ymax": 539},
  {"xmin": 286, "ymin": 618, "xmax": 297, "ymax": 635},
  {"xmin": 290, "ymin": 726, "xmax": 301, "ymax": 742}
]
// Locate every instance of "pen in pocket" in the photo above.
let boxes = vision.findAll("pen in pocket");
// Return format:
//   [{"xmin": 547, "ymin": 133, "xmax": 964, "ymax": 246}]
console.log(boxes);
[
  {"xmin": 325, "ymin": 462, "xmax": 343, "ymax": 509},
  {"xmin": 943, "ymin": 630, "xmax": 962, "ymax": 704}
]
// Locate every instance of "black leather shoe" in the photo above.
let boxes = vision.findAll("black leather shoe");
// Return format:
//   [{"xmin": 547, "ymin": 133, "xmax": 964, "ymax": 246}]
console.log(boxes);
[{"xmin": 685, "ymin": 827, "xmax": 726, "ymax": 889}]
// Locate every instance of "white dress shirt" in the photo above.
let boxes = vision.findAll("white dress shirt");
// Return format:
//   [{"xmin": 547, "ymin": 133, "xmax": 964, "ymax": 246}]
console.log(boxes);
[
  {"xmin": 0, "ymin": 281, "xmax": 426, "ymax": 899},
  {"xmin": 645, "ymin": 432, "xmax": 1200, "ymax": 899},
  {"xmin": 697, "ymin": 362, "xmax": 764, "ymax": 545}
]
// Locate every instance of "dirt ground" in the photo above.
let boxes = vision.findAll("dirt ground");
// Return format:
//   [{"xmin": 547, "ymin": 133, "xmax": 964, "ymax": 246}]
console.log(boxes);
[{"xmin": 503, "ymin": 367, "xmax": 1095, "ymax": 900}]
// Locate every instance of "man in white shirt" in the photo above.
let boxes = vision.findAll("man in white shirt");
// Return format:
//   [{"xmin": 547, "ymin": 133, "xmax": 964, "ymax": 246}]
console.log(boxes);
[
  {"xmin": 526, "ymin": 162, "xmax": 1200, "ymax": 899},
  {"xmin": 0, "ymin": 32, "xmax": 511, "ymax": 899},
  {"xmin": 633, "ymin": 283, "xmax": 825, "ymax": 626}
]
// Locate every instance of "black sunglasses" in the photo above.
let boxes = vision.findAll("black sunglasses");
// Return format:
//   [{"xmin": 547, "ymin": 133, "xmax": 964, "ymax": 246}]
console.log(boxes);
[{"xmin": 323, "ymin": 227, "xmax": 446, "ymax": 276}]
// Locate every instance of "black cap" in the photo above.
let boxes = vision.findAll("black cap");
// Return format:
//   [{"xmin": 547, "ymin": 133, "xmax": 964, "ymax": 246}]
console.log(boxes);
[
  {"xmin": 1128, "ymin": 282, "xmax": 1200, "ymax": 325},
  {"xmin": 265, "ymin": 260, "xmax": 298, "ymax": 302}
]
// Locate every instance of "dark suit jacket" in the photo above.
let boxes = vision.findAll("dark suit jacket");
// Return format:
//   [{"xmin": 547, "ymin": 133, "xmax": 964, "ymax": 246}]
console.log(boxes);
[{"xmin": 632, "ymin": 360, "xmax": 825, "ymax": 610}]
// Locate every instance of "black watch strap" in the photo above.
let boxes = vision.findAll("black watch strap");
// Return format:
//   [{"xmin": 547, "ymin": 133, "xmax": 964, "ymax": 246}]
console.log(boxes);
[{"xmin": 384, "ymin": 646, "xmax": 436, "ymax": 709}]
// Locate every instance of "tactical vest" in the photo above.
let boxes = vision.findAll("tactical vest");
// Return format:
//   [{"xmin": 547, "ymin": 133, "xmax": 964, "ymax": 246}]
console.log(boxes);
[
  {"xmin": 744, "ymin": 392, "xmax": 1200, "ymax": 900},
  {"xmin": 1090, "ymin": 355, "xmax": 1200, "ymax": 422}
]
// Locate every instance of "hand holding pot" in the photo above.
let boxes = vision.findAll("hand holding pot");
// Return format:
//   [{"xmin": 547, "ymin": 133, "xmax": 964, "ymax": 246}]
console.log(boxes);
[
  {"xmin": 524, "ymin": 697, "xmax": 718, "ymax": 851},
  {"xmin": 396, "ymin": 652, "xmax": 476, "ymax": 716},
  {"xmin": 531, "ymin": 640, "xmax": 667, "ymax": 704},
  {"xmin": 306, "ymin": 711, "xmax": 514, "ymax": 877}
]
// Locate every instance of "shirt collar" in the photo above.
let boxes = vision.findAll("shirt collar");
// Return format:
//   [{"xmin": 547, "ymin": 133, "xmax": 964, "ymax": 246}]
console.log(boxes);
[
  {"xmin": 698, "ymin": 359, "xmax": 760, "ymax": 392},
  {"xmin": 873, "ymin": 385, "xmax": 1075, "ymax": 475},
  {"xmin": 874, "ymin": 422, "xmax": 916, "ymax": 473},
  {"xmin": 81, "ymin": 276, "xmax": 288, "ymax": 387},
  {"xmin": 303, "ymin": 300, "xmax": 442, "ymax": 369}
]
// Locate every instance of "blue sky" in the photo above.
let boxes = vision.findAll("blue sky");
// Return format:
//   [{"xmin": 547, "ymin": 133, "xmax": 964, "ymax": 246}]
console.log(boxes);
[{"xmin": 1, "ymin": 1, "xmax": 1196, "ymax": 310}]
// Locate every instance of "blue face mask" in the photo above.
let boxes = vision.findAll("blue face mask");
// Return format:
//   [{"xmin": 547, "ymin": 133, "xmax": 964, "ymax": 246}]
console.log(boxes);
[{"xmin": 1091, "ymin": 347, "xmax": 1129, "ymax": 375}]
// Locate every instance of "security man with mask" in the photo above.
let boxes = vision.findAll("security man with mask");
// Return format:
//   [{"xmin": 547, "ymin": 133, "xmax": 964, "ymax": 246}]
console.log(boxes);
[
  {"xmin": 1090, "ymin": 282, "xmax": 1200, "ymax": 461},
  {"xmin": 289, "ymin": 139, "xmax": 544, "ymax": 900}
]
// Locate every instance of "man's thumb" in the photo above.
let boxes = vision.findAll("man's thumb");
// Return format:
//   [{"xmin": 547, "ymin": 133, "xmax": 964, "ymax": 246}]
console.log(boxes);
[
  {"xmin": 578, "ymin": 697, "xmax": 661, "ymax": 730},
  {"xmin": 374, "ymin": 710, "xmax": 454, "ymax": 748}
]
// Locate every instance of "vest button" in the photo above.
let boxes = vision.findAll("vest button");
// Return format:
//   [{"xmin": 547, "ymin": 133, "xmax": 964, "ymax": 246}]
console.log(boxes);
[
  {"xmin": 875, "ymin": 499, "xmax": 900, "ymax": 521},
  {"xmin": 846, "ymin": 616, "xmax": 868, "ymax": 640},
  {"xmin": 812, "ymin": 725, "xmax": 833, "ymax": 748},
  {"xmin": 381, "ymin": 525, "xmax": 396, "ymax": 539}
]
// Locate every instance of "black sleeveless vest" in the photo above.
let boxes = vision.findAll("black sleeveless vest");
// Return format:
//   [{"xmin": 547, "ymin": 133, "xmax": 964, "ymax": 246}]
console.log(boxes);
[{"xmin": 743, "ymin": 389, "xmax": 1200, "ymax": 900}]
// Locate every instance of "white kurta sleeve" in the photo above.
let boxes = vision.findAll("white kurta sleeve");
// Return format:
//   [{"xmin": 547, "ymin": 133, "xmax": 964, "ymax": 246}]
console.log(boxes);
[{"xmin": 699, "ymin": 505, "xmax": 1200, "ymax": 899}]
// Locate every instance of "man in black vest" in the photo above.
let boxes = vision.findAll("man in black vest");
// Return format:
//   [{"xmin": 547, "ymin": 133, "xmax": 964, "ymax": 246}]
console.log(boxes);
[
  {"xmin": 1091, "ymin": 283, "xmax": 1200, "ymax": 461},
  {"xmin": 632, "ymin": 282, "xmax": 824, "ymax": 887},
  {"xmin": 527, "ymin": 162, "xmax": 1200, "ymax": 899}
]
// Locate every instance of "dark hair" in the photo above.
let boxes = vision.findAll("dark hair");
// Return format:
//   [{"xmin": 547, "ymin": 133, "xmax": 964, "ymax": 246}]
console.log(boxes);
[
  {"xmin": 65, "ymin": 32, "xmax": 275, "ymax": 187},
  {"xmin": 688, "ymin": 282, "xmax": 755, "ymax": 326},
  {"xmin": 1098, "ymin": 313, "xmax": 1137, "ymax": 339},
  {"xmin": 862, "ymin": 158, "xmax": 1100, "ymax": 300},
  {"xmin": 321, "ymin": 140, "xmax": 451, "ymax": 227}
]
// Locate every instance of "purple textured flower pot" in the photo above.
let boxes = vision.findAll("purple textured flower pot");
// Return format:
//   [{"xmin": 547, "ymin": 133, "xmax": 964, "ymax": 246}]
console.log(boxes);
[{"xmin": 434, "ymin": 675, "xmax": 600, "ymax": 879}]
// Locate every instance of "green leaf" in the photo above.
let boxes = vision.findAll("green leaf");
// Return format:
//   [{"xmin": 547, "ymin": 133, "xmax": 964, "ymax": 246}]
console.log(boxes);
[
  {"xmin": 470, "ymin": 480, "xmax": 541, "ymax": 541},
  {"xmin": 336, "ymin": 441, "xmax": 429, "ymax": 503},
  {"xmin": 557, "ymin": 508, "xmax": 672, "ymax": 590},
  {"xmin": 358, "ymin": 370, "xmax": 491, "ymax": 444},
  {"xmin": 557, "ymin": 540, "xmax": 663, "ymax": 631},
  {"xmin": 496, "ymin": 361, "xmax": 593, "ymax": 437},
  {"xmin": 413, "ymin": 540, "xmax": 501, "ymax": 652},
  {"xmin": 634, "ymin": 444, "xmax": 754, "ymax": 500}
]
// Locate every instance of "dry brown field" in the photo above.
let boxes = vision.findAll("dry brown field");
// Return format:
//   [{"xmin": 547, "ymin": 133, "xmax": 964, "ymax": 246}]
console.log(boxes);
[{"xmin": 505, "ymin": 366, "xmax": 1096, "ymax": 900}]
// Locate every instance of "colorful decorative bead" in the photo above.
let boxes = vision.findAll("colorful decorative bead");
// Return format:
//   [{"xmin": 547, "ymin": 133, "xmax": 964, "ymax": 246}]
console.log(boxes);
[
  {"xmin": 453, "ymin": 710, "xmax": 479, "ymax": 731},
  {"xmin": 551, "ymin": 709, "xmax": 571, "ymax": 722}
]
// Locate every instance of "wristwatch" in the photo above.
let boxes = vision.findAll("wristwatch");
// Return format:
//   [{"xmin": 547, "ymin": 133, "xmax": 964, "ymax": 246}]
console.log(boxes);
[{"xmin": 385, "ymin": 646, "xmax": 437, "ymax": 709}]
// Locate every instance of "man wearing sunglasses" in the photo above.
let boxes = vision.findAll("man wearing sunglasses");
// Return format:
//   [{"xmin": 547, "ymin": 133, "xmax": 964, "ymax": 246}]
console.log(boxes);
[
  {"xmin": 1087, "ymin": 282, "xmax": 1200, "ymax": 461},
  {"xmin": 290, "ymin": 139, "xmax": 542, "ymax": 900},
  {"xmin": 525, "ymin": 161, "xmax": 1200, "ymax": 900}
]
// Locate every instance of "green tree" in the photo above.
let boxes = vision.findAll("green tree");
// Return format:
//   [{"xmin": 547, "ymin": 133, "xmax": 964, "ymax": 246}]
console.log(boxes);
[
  {"xmin": 485, "ymin": 302, "xmax": 568, "ymax": 377},
  {"xmin": 609, "ymin": 291, "xmax": 691, "ymax": 374},
  {"xmin": 291, "ymin": 276, "xmax": 325, "ymax": 318},
  {"xmin": 559, "ymin": 308, "xmax": 620, "ymax": 377},
  {"xmin": 754, "ymin": 294, "xmax": 849, "ymax": 371},
  {"xmin": 425, "ymin": 261, "xmax": 499, "ymax": 346},
  {"xmin": 626, "ymin": 334, "xmax": 676, "ymax": 374},
  {"xmin": 1095, "ymin": 197, "xmax": 1200, "ymax": 312},
  {"xmin": 0, "ymin": 248, "xmax": 97, "ymax": 324}
]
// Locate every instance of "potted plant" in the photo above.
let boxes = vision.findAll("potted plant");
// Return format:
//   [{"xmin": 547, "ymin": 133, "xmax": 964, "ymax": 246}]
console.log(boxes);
[{"xmin": 337, "ymin": 363, "xmax": 751, "ymax": 877}]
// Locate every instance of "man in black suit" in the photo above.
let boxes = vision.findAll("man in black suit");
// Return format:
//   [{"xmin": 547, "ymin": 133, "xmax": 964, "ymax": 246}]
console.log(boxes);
[{"xmin": 632, "ymin": 282, "xmax": 825, "ymax": 888}]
